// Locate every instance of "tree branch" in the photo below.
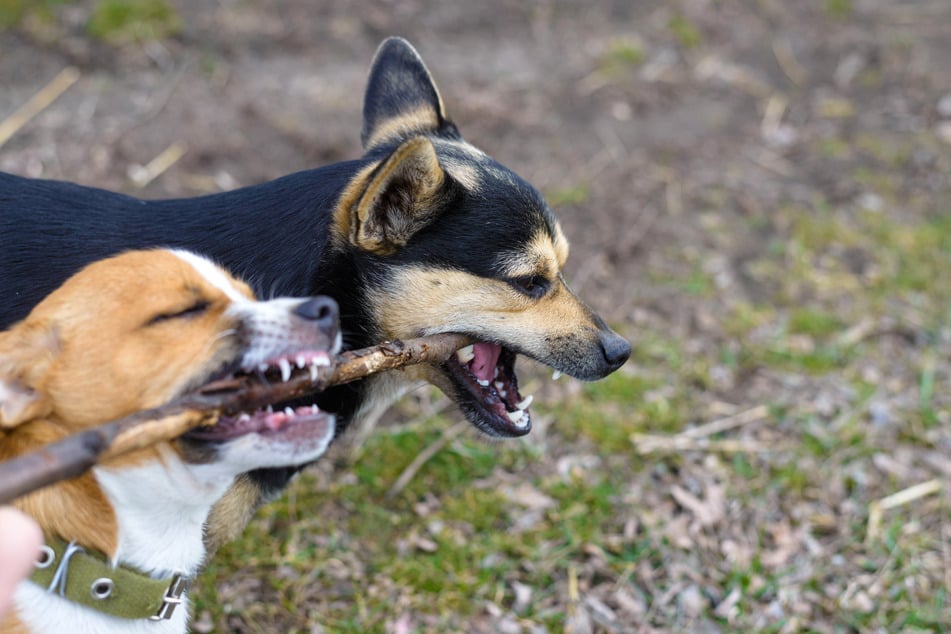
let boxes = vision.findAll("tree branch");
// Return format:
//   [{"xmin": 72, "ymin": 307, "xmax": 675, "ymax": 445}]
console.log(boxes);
[{"xmin": 0, "ymin": 333, "xmax": 471, "ymax": 504}]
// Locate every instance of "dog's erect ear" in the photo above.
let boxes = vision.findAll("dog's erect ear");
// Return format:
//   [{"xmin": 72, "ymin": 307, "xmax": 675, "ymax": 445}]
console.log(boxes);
[
  {"xmin": 342, "ymin": 136, "xmax": 447, "ymax": 255},
  {"xmin": 0, "ymin": 322, "xmax": 57, "ymax": 428},
  {"xmin": 362, "ymin": 37, "xmax": 453, "ymax": 150}
]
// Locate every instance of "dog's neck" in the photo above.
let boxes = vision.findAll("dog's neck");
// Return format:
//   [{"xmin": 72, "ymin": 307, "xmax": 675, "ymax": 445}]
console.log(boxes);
[
  {"xmin": 12, "ymin": 445, "xmax": 237, "ymax": 634},
  {"xmin": 93, "ymin": 444, "xmax": 237, "ymax": 577}
]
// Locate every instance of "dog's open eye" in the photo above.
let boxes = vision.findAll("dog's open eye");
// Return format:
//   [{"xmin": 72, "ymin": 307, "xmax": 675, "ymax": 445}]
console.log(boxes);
[
  {"xmin": 510, "ymin": 275, "xmax": 549, "ymax": 299},
  {"xmin": 147, "ymin": 300, "xmax": 211, "ymax": 326}
]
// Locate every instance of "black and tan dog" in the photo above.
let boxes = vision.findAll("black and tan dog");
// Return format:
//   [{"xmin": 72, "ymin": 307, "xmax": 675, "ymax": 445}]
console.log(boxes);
[{"xmin": 0, "ymin": 38, "xmax": 630, "ymax": 548}]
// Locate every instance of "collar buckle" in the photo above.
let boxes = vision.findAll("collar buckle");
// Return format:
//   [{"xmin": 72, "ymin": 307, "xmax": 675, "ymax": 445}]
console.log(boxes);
[{"xmin": 149, "ymin": 574, "xmax": 188, "ymax": 621}]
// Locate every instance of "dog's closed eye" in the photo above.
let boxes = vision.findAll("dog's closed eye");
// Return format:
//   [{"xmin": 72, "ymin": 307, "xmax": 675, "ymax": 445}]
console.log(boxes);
[{"xmin": 146, "ymin": 300, "xmax": 211, "ymax": 326}]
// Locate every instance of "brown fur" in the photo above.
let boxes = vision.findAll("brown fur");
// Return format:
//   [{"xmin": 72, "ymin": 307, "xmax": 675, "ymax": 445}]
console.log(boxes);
[
  {"xmin": 336, "ymin": 137, "xmax": 448, "ymax": 256},
  {"xmin": 201, "ymin": 474, "xmax": 266, "ymax": 556},
  {"xmin": 0, "ymin": 250, "xmax": 255, "ymax": 556},
  {"xmin": 363, "ymin": 106, "xmax": 444, "ymax": 151}
]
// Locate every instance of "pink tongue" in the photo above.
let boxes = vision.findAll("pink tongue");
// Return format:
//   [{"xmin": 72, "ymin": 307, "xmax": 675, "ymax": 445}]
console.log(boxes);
[{"xmin": 470, "ymin": 342, "xmax": 502, "ymax": 382}]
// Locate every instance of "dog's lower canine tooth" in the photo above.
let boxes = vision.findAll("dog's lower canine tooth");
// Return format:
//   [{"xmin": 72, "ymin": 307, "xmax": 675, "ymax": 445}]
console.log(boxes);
[
  {"xmin": 516, "ymin": 395, "xmax": 534, "ymax": 410},
  {"xmin": 309, "ymin": 365, "xmax": 319, "ymax": 381},
  {"xmin": 284, "ymin": 407, "xmax": 294, "ymax": 416},
  {"xmin": 506, "ymin": 409, "xmax": 524, "ymax": 424},
  {"xmin": 278, "ymin": 358, "xmax": 292, "ymax": 382},
  {"xmin": 477, "ymin": 379, "xmax": 490, "ymax": 387},
  {"xmin": 552, "ymin": 369, "xmax": 563, "ymax": 380}
]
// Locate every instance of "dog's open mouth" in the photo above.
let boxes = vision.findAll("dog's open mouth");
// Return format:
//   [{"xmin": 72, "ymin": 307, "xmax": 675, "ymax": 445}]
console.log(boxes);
[
  {"xmin": 185, "ymin": 350, "xmax": 334, "ymax": 443},
  {"xmin": 444, "ymin": 341, "xmax": 532, "ymax": 438}
]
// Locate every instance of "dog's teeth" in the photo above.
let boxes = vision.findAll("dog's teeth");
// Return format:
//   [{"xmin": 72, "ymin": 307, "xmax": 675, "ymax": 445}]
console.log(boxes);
[
  {"xmin": 477, "ymin": 379, "xmax": 490, "ymax": 387},
  {"xmin": 258, "ymin": 363, "xmax": 269, "ymax": 372},
  {"xmin": 309, "ymin": 364, "xmax": 319, "ymax": 381},
  {"xmin": 312, "ymin": 355, "xmax": 331, "ymax": 367},
  {"xmin": 238, "ymin": 413, "xmax": 251, "ymax": 423},
  {"xmin": 494, "ymin": 367, "xmax": 499, "ymax": 379},
  {"xmin": 516, "ymin": 395, "xmax": 534, "ymax": 410},
  {"xmin": 266, "ymin": 405, "xmax": 274, "ymax": 414},
  {"xmin": 506, "ymin": 409, "xmax": 524, "ymax": 424},
  {"xmin": 284, "ymin": 407, "xmax": 295, "ymax": 417},
  {"xmin": 278, "ymin": 358, "xmax": 292, "ymax": 382},
  {"xmin": 311, "ymin": 405, "xmax": 319, "ymax": 414},
  {"xmin": 552, "ymin": 369, "xmax": 563, "ymax": 380},
  {"xmin": 494, "ymin": 381, "xmax": 504, "ymax": 390},
  {"xmin": 500, "ymin": 389, "xmax": 507, "ymax": 398},
  {"xmin": 295, "ymin": 354, "xmax": 307, "ymax": 369},
  {"xmin": 456, "ymin": 345, "xmax": 475, "ymax": 364}
]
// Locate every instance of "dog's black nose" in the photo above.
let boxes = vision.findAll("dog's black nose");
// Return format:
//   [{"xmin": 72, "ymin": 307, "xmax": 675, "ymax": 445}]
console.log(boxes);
[
  {"xmin": 600, "ymin": 330, "xmax": 631, "ymax": 373},
  {"xmin": 294, "ymin": 296, "xmax": 339, "ymax": 329}
]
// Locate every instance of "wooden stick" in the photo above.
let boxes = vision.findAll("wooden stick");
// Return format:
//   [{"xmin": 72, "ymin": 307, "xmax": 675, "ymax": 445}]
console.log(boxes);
[{"xmin": 0, "ymin": 333, "xmax": 471, "ymax": 504}]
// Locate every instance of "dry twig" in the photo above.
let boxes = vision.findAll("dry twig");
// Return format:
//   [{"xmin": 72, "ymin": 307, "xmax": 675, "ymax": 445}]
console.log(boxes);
[
  {"xmin": 128, "ymin": 141, "xmax": 188, "ymax": 188},
  {"xmin": 0, "ymin": 333, "xmax": 471, "ymax": 504},
  {"xmin": 631, "ymin": 405, "xmax": 775, "ymax": 454},
  {"xmin": 866, "ymin": 479, "xmax": 943, "ymax": 543},
  {"xmin": 771, "ymin": 38, "xmax": 807, "ymax": 86},
  {"xmin": 0, "ymin": 67, "xmax": 80, "ymax": 149}
]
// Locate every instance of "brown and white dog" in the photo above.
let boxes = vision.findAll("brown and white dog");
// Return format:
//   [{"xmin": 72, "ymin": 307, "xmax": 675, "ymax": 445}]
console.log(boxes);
[{"xmin": 0, "ymin": 249, "xmax": 340, "ymax": 634}]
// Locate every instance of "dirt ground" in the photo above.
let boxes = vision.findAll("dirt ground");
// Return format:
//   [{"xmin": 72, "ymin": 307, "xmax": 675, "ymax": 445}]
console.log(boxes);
[{"xmin": 2, "ymin": 1, "xmax": 950, "ymax": 632}]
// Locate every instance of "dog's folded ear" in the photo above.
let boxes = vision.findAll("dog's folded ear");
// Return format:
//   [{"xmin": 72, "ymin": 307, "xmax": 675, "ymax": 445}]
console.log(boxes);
[
  {"xmin": 362, "ymin": 37, "xmax": 457, "ymax": 150},
  {"xmin": 0, "ymin": 322, "xmax": 57, "ymax": 428},
  {"xmin": 342, "ymin": 136, "xmax": 448, "ymax": 256}
]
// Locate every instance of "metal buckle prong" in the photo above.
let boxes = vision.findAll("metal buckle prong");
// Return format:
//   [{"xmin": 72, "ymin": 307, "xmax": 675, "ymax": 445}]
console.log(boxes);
[{"xmin": 150, "ymin": 574, "xmax": 188, "ymax": 621}]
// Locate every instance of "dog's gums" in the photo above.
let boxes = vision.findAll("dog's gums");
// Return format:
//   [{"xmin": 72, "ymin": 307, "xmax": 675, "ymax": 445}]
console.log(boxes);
[
  {"xmin": 187, "ymin": 349, "xmax": 334, "ymax": 443},
  {"xmin": 185, "ymin": 404, "xmax": 328, "ymax": 442},
  {"xmin": 255, "ymin": 349, "xmax": 333, "ymax": 383},
  {"xmin": 445, "ymin": 342, "xmax": 531, "ymax": 437}
]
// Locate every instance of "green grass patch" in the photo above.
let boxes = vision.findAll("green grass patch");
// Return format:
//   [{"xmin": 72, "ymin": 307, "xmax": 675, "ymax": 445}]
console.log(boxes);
[
  {"xmin": 764, "ymin": 344, "xmax": 852, "ymax": 374},
  {"xmin": 0, "ymin": 0, "xmax": 66, "ymax": 29},
  {"xmin": 647, "ymin": 264, "xmax": 714, "ymax": 296},
  {"xmin": 546, "ymin": 183, "xmax": 589, "ymax": 207},
  {"xmin": 788, "ymin": 308, "xmax": 844, "ymax": 337},
  {"xmin": 668, "ymin": 13, "xmax": 702, "ymax": 49},
  {"xmin": 87, "ymin": 0, "xmax": 180, "ymax": 43},
  {"xmin": 825, "ymin": 0, "xmax": 853, "ymax": 19},
  {"xmin": 599, "ymin": 37, "xmax": 645, "ymax": 75}
]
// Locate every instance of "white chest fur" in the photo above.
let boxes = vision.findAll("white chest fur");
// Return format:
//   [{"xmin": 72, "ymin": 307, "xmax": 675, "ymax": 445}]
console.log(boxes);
[{"xmin": 13, "ymin": 450, "xmax": 239, "ymax": 634}]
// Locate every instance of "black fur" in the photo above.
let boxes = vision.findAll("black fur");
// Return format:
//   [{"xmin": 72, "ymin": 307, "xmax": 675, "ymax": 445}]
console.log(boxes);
[{"xmin": 0, "ymin": 38, "xmax": 629, "ymax": 501}]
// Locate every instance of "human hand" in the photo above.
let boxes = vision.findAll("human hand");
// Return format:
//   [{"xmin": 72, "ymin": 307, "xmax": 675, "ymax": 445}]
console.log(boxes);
[{"xmin": 0, "ymin": 507, "xmax": 42, "ymax": 619}]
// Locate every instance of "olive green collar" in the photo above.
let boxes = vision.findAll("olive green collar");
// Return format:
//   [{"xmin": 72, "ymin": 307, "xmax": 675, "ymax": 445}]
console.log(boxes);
[{"xmin": 29, "ymin": 536, "xmax": 189, "ymax": 621}]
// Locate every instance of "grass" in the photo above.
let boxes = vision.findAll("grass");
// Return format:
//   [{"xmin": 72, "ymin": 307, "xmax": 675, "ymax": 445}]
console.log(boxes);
[
  {"xmin": 87, "ymin": 0, "xmax": 179, "ymax": 43},
  {"xmin": 0, "ymin": 0, "xmax": 66, "ymax": 29},
  {"xmin": 668, "ymin": 13, "xmax": 702, "ymax": 49},
  {"xmin": 598, "ymin": 37, "xmax": 645, "ymax": 76},
  {"xmin": 190, "ymin": 192, "xmax": 951, "ymax": 630},
  {"xmin": 0, "ymin": 0, "xmax": 179, "ymax": 42},
  {"xmin": 544, "ymin": 183, "xmax": 589, "ymax": 207},
  {"xmin": 186, "ymin": 173, "xmax": 951, "ymax": 632},
  {"xmin": 7, "ymin": 2, "xmax": 948, "ymax": 629}
]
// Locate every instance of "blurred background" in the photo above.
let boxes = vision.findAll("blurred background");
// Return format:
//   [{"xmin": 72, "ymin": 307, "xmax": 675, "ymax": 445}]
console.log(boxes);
[{"xmin": 1, "ymin": 1, "xmax": 949, "ymax": 632}]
